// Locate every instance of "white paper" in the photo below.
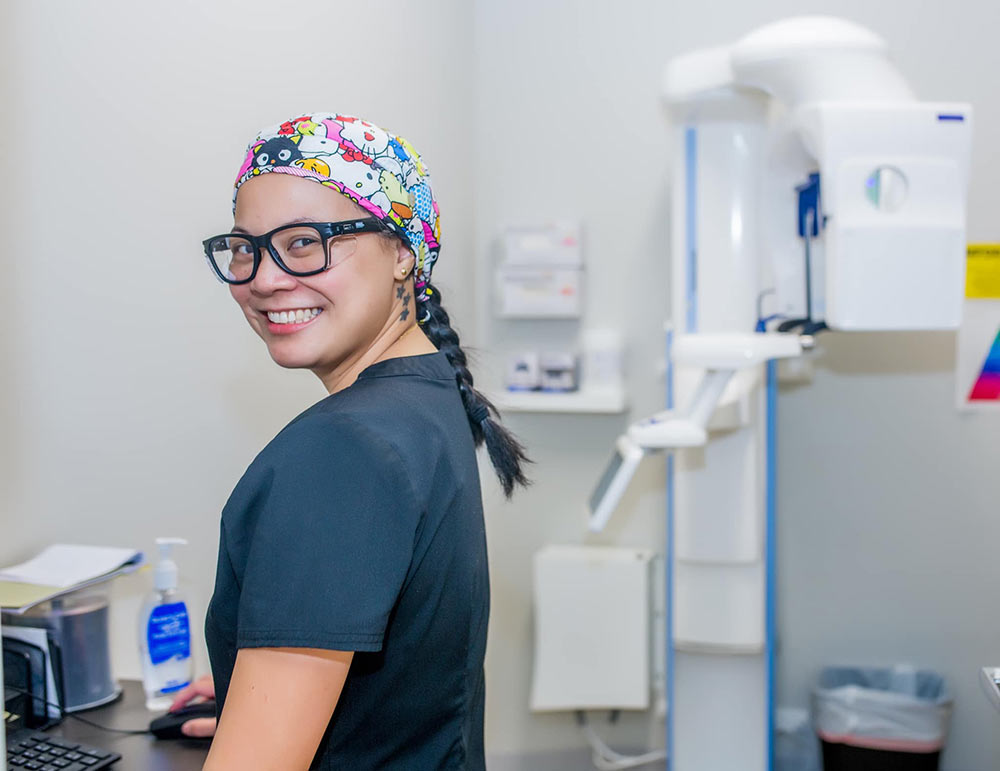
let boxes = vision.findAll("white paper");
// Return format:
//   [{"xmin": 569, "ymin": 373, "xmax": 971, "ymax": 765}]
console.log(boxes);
[
  {"xmin": 2, "ymin": 625, "xmax": 61, "ymax": 718},
  {"xmin": 0, "ymin": 544, "xmax": 142, "ymax": 588}
]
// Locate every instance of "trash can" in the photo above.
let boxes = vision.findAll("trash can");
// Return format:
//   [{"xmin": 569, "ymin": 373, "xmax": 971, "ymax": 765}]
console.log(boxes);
[{"xmin": 812, "ymin": 665, "xmax": 952, "ymax": 771}]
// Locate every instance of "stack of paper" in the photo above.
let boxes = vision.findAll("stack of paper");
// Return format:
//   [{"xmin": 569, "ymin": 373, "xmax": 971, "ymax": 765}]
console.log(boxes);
[{"xmin": 0, "ymin": 544, "xmax": 145, "ymax": 613}]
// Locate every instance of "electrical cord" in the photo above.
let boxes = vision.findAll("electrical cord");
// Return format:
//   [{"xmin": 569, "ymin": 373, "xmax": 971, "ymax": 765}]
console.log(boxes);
[
  {"xmin": 576, "ymin": 711, "xmax": 668, "ymax": 770},
  {"xmin": 5, "ymin": 683, "xmax": 152, "ymax": 735},
  {"xmin": 771, "ymin": 209, "xmax": 829, "ymax": 338}
]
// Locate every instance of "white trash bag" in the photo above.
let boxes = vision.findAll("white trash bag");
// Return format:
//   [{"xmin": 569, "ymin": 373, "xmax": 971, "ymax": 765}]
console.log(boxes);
[{"xmin": 812, "ymin": 665, "xmax": 952, "ymax": 753}]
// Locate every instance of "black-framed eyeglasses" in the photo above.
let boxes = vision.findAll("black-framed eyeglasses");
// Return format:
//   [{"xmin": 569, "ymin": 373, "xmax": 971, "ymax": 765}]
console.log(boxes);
[{"xmin": 202, "ymin": 218, "xmax": 389, "ymax": 285}]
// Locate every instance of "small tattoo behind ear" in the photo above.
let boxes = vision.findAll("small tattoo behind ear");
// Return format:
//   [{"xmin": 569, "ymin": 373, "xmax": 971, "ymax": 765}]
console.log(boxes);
[{"xmin": 397, "ymin": 286, "xmax": 411, "ymax": 323}]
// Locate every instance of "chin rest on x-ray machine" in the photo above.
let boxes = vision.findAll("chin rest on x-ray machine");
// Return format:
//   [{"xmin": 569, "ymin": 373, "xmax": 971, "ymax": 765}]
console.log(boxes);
[{"xmin": 588, "ymin": 332, "xmax": 808, "ymax": 533}]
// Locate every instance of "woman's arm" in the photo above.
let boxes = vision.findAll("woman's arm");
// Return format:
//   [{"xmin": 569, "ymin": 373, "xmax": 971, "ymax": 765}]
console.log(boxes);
[{"xmin": 202, "ymin": 647, "xmax": 354, "ymax": 771}]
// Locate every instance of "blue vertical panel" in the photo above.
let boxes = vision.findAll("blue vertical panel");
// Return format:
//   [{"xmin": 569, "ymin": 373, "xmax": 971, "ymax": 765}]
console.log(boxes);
[
  {"xmin": 685, "ymin": 128, "xmax": 698, "ymax": 334},
  {"xmin": 765, "ymin": 359, "xmax": 778, "ymax": 770},
  {"xmin": 665, "ymin": 327, "xmax": 675, "ymax": 771}
]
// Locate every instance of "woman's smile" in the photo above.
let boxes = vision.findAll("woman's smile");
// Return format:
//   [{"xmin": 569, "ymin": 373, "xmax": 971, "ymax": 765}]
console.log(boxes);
[{"xmin": 260, "ymin": 307, "xmax": 324, "ymax": 335}]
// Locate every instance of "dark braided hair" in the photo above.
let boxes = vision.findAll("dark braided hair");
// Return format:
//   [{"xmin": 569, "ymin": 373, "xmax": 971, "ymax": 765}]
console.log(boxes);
[{"xmin": 417, "ymin": 282, "xmax": 531, "ymax": 498}]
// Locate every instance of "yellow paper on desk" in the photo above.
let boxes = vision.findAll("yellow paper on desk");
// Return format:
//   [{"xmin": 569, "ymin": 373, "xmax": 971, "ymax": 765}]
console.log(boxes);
[{"xmin": 0, "ymin": 581, "xmax": 65, "ymax": 611}]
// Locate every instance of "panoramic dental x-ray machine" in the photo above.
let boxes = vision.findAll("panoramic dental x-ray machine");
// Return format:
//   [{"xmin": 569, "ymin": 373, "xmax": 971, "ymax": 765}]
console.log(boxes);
[{"xmin": 588, "ymin": 16, "xmax": 971, "ymax": 771}]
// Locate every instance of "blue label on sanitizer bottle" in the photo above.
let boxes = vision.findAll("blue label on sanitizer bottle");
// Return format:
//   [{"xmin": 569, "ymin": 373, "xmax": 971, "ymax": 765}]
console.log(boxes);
[{"xmin": 147, "ymin": 601, "xmax": 191, "ymax": 665}]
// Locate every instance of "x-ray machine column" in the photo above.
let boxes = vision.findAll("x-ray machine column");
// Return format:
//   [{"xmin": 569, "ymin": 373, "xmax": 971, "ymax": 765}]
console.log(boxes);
[{"xmin": 667, "ymin": 86, "xmax": 771, "ymax": 770}]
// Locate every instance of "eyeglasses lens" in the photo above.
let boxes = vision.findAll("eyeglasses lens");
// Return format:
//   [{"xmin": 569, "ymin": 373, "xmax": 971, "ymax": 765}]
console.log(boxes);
[
  {"xmin": 328, "ymin": 235, "xmax": 359, "ymax": 267},
  {"xmin": 270, "ymin": 226, "xmax": 329, "ymax": 273},
  {"xmin": 209, "ymin": 235, "xmax": 255, "ymax": 283}
]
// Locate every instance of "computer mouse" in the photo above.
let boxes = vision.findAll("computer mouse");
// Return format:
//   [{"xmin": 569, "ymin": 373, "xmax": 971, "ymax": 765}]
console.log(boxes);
[{"xmin": 149, "ymin": 701, "xmax": 218, "ymax": 740}]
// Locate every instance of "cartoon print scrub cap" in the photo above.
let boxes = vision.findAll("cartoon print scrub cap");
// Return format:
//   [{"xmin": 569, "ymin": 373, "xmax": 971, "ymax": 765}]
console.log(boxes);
[{"xmin": 233, "ymin": 112, "xmax": 441, "ymax": 304}]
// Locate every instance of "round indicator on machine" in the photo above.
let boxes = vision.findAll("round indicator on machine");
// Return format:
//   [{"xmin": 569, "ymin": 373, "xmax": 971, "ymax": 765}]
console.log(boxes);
[{"xmin": 865, "ymin": 166, "xmax": 909, "ymax": 211}]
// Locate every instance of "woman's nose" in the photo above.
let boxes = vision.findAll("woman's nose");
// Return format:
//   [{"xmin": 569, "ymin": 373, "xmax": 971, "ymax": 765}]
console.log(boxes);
[{"xmin": 250, "ymin": 250, "xmax": 297, "ymax": 293}]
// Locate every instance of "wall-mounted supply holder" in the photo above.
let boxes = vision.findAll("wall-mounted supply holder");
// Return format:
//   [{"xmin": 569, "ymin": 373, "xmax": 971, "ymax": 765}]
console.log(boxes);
[
  {"xmin": 495, "ymin": 222, "xmax": 584, "ymax": 319},
  {"xmin": 490, "ymin": 223, "xmax": 629, "ymax": 413}
]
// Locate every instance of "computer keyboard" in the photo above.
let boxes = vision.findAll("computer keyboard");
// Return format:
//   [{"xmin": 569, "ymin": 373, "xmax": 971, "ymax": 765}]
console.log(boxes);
[{"xmin": 5, "ymin": 728, "xmax": 120, "ymax": 769}]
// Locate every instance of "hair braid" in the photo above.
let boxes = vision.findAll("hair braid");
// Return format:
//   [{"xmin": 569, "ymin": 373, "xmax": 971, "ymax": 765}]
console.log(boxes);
[{"xmin": 418, "ymin": 282, "xmax": 531, "ymax": 498}]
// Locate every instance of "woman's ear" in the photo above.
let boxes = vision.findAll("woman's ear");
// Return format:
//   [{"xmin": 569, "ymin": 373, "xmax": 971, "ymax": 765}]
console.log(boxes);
[{"xmin": 395, "ymin": 240, "xmax": 415, "ymax": 276}]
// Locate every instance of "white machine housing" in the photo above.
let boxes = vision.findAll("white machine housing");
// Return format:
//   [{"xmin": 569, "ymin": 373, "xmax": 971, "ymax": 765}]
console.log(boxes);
[
  {"xmin": 795, "ymin": 101, "xmax": 970, "ymax": 329},
  {"xmin": 665, "ymin": 16, "xmax": 972, "ymax": 332}
]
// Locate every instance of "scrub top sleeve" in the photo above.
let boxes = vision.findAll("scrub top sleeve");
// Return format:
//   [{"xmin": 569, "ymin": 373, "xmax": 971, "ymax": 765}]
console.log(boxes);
[{"xmin": 236, "ymin": 413, "xmax": 420, "ymax": 653}]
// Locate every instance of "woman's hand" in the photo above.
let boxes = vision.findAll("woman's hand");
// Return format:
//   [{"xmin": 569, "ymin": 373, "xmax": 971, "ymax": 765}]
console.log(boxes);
[{"xmin": 168, "ymin": 673, "xmax": 218, "ymax": 738}]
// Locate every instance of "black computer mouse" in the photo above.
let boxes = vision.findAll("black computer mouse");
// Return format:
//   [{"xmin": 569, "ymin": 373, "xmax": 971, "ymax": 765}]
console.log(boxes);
[{"xmin": 149, "ymin": 701, "xmax": 218, "ymax": 740}]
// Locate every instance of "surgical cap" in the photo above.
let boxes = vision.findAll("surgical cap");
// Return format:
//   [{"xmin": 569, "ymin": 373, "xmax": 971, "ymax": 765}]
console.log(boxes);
[{"xmin": 233, "ymin": 112, "xmax": 441, "ymax": 303}]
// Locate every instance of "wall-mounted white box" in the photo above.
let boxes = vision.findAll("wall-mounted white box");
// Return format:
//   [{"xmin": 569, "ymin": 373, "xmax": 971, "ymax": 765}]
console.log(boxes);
[
  {"xmin": 530, "ymin": 545, "xmax": 654, "ymax": 712},
  {"xmin": 497, "ymin": 222, "xmax": 584, "ymax": 318}
]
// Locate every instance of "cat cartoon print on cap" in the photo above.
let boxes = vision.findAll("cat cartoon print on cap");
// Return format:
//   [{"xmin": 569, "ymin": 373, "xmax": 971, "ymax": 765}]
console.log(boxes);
[{"xmin": 233, "ymin": 113, "xmax": 442, "ymax": 305}]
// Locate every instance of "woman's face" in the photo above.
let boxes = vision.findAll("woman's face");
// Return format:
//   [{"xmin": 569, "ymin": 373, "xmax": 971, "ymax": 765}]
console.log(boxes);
[{"xmin": 231, "ymin": 173, "xmax": 412, "ymax": 379}]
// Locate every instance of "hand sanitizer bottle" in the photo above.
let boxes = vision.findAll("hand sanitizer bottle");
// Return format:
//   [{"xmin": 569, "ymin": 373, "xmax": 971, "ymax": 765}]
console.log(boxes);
[{"xmin": 139, "ymin": 537, "xmax": 193, "ymax": 711}]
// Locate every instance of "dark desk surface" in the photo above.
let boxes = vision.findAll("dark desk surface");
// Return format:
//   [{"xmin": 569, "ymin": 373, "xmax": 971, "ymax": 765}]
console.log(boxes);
[{"xmin": 44, "ymin": 679, "xmax": 209, "ymax": 770}]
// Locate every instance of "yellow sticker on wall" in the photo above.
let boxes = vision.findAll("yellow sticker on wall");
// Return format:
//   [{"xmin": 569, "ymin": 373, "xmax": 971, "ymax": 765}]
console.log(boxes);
[{"xmin": 966, "ymin": 244, "xmax": 1000, "ymax": 299}]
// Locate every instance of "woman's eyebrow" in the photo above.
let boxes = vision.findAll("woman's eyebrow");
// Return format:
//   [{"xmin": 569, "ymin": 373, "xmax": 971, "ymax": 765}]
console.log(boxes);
[{"xmin": 231, "ymin": 216, "xmax": 318, "ymax": 235}]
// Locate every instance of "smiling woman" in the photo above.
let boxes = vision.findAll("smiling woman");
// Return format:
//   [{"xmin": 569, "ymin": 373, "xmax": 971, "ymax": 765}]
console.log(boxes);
[{"xmin": 179, "ymin": 112, "xmax": 530, "ymax": 771}]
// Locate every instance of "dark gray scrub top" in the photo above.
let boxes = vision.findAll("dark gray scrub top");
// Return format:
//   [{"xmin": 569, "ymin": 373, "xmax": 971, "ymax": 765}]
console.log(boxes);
[{"xmin": 205, "ymin": 352, "xmax": 489, "ymax": 770}]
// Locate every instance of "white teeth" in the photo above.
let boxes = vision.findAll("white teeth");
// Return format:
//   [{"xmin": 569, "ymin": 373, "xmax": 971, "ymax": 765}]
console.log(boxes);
[{"xmin": 266, "ymin": 308, "xmax": 321, "ymax": 324}]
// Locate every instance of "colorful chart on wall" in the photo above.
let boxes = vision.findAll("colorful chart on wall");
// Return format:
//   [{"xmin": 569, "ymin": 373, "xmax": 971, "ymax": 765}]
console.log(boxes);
[{"xmin": 956, "ymin": 244, "xmax": 1000, "ymax": 410}]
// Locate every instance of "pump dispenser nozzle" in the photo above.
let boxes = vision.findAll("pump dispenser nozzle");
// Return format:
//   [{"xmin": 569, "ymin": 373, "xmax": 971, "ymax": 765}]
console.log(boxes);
[{"xmin": 154, "ymin": 537, "xmax": 187, "ymax": 592}]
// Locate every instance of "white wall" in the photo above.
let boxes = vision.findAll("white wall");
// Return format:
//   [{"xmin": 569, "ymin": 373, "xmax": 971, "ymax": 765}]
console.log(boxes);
[
  {"xmin": 473, "ymin": 0, "xmax": 675, "ymax": 758},
  {"xmin": 0, "ymin": 0, "xmax": 474, "ymax": 689},
  {"xmin": 4, "ymin": 2, "xmax": 1000, "ymax": 769}
]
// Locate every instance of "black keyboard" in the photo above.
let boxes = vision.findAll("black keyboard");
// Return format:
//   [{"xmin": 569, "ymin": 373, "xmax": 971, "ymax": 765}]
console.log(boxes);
[{"xmin": 5, "ymin": 728, "xmax": 120, "ymax": 769}]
